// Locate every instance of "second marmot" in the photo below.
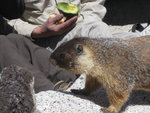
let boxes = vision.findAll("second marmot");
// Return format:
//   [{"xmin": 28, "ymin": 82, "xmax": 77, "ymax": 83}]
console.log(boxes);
[{"xmin": 50, "ymin": 36, "xmax": 150, "ymax": 113}]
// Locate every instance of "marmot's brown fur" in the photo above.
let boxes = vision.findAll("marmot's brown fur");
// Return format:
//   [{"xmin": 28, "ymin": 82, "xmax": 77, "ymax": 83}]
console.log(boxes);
[{"xmin": 50, "ymin": 36, "xmax": 150, "ymax": 113}]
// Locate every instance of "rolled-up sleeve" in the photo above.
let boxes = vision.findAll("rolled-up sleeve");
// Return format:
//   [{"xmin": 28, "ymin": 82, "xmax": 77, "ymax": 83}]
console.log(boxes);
[{"xmin": 8, "ymin": 19, "xmax": 38, "ymax": 37}]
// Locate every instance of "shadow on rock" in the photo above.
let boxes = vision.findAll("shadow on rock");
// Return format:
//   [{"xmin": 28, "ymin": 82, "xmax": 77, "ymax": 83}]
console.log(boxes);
[{"xmin": 61, "ymin": 88, "xmax": 150, "ymax": 113}]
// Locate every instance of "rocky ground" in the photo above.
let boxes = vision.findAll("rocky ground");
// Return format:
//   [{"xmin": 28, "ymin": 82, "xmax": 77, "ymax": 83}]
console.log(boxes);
[
  {"xmin": 1, "ymin": 65, "xmax": 150, "ymax": 113},
  {"xmin": 35, "ymin": 74, "xmax": 150, "ymax": 113}
]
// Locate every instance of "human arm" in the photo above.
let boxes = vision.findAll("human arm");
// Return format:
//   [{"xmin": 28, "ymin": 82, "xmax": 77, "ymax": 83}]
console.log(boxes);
[
  {"xmin": 7, "ymin": 0, "xmax": 107, "ymax": 38},
  {"xmin": 31, "ymin": 14, "xmax": 78, "ymax": 38},
  {"xmin": 8, "ymin": 14, "xmax": 77, "ymax": 38}
]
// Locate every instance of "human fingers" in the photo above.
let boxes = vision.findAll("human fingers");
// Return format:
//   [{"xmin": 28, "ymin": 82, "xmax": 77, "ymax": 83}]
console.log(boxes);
[
  {"xmin": 47, "ymin": 14, "xmax": 64, "ymax": 24},
  {"xmin": 53, "ymin": 16, "xmax": 77, "ymax": 35},
  {"xmin": 57, "ymin": 16, "xmax": 78, "ymax": 30}
]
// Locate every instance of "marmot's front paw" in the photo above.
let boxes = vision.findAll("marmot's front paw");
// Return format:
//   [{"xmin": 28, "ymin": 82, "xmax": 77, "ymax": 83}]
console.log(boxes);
[{"xmin": 101, "ymin": 106, "xmax": 118, "ymax": 113}]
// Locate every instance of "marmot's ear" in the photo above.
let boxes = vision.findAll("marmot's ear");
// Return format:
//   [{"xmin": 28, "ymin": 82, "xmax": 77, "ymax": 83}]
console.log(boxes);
[{"xmin": 75, "ymin": 44, "xmax": 83, "ymax": 55}]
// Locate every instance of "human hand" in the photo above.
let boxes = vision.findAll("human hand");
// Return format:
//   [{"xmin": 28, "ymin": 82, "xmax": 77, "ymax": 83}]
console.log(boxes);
[{"xmin": 31, "ymin": 14, "xmax": 78, "ymax": 38}]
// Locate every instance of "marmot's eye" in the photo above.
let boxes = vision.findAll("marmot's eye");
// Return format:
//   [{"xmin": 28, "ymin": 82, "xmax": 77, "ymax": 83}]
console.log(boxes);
[{"xmin": 75, "ymin": 44, "xmax": 83, "ymax": 55}]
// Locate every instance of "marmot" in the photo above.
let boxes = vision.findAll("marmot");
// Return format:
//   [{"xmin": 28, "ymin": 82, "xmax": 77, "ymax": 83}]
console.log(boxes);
[
  {"xmin": 0, "ymin": 65, "xmax": 35, "ymax": 113},
  {"xmin": 50, "ymin": 36, "xmax": 150, "ymax": 113}
]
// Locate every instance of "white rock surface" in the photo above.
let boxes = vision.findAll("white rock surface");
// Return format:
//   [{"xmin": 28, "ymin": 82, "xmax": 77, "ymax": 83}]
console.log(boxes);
[{"xmin": 35, "ymin": 74, "xmax": 150, "ymax": 113}]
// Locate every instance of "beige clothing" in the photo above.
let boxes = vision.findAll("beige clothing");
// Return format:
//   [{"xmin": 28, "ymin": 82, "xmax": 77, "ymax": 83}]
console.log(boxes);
[
  {"xmin": 8, "ymin": 0, "xmax": 112, "ymax": 41},
  {"xmin": 8, "ymin": 0, "xmax": 142, "ymax": 48}
]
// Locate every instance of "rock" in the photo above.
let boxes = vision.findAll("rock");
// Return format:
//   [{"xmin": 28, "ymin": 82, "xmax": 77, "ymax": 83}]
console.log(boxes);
[
  {"xmin": 0, "ymin": 65, "xmax": 35, "ymax": 113},
  {"xmin": 35, "ymin": 74, "xmax": 150, "ymax": 113}
]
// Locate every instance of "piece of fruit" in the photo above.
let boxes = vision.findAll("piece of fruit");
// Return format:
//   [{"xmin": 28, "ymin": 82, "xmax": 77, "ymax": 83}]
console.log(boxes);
[
  {"xmin": 50, "ymin": 14, "xmax": 67, "ymax": 24},
  {"xmin": 56, "ymin": 2, "xmax": 79, "ymax": 19}
]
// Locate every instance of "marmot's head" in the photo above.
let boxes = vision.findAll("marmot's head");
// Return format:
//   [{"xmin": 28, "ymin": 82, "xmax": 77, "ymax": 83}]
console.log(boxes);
[{"xmin": 50, "ymin": 38, "xmax": 95, "ymax": 75}]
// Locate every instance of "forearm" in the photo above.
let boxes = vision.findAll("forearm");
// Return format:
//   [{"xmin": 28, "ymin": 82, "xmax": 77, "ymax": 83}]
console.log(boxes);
[{"xmin": 31, "ymin": 25, "xmax": 49, "ymax": 38}]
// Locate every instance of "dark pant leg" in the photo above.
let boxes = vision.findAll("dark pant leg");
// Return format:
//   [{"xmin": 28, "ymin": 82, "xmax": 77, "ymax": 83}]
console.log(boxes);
[
  {"xmin": 0, "ymin": 34, "xmax": 77, "ymax": 93},
  {"xmin": 0, "ymin": 34, "xmax": 54, "ymax": 93}
]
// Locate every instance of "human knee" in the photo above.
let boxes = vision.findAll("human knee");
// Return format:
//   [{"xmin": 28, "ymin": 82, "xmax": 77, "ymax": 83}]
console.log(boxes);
[
  {"xmin": 0, "ymin": 35, "xmax": 10, "ymax": 47},
  {"xmin": 7, "ymin": 33, "xmax": 26, "ymax": 41},
  {"xmin": 6, "ymin": 33, "xmax": 32, "ymax": 47}
]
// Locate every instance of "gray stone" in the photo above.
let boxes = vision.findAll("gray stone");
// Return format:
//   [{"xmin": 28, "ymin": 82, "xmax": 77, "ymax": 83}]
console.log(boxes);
[{"xmin": 0, "ymin": 65, "xmax": 35, "ymax": 113}]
